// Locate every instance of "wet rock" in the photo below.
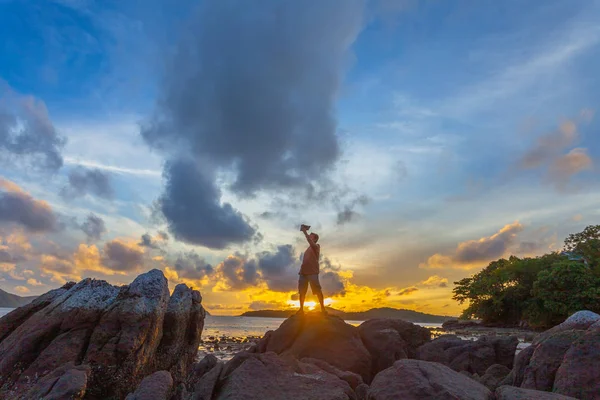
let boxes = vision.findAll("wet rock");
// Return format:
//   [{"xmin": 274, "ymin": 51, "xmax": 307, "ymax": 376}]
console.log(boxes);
[{"xmin": 368, "ymin": 359, "xmax": 492, "ymax": 400}]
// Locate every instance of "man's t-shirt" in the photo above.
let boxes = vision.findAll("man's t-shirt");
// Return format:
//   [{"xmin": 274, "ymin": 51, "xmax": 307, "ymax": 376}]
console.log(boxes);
[{"xmin": 300, "ymin": 245, "xmax": 320, "ymax": 275}]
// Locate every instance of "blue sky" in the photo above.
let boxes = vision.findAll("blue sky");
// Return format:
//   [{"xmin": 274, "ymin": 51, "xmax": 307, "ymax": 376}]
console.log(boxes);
[{"xmin": 1, "ymin": 0, "xmax": 599, "ymax": 315}]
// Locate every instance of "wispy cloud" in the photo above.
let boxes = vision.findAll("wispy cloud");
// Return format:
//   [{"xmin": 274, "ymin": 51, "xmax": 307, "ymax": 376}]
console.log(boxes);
[{"xmin": 63, "ymin": 157, "xmax": 161, "ymax": 177}]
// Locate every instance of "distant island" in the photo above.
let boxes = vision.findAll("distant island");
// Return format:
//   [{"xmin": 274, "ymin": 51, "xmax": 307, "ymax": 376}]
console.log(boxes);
[
  {"xmin": 0, "ymin": 288, "xmax": 37, "ymax": 308},
  {"xmin": 239, "ymin": 307, "xmax": 455, "ymax": 323}
]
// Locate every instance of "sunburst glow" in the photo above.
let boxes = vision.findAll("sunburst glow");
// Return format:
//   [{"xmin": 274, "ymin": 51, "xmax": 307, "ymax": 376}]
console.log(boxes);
[{"xmin": 286, "ymin": 298, "xmax": 334, "ymax": 310}]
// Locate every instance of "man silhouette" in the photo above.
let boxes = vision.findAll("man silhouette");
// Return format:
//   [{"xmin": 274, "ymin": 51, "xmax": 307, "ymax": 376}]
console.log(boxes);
[{"xmin": 297, "ymin": 225, "xmax": 326, "ymax": 314}]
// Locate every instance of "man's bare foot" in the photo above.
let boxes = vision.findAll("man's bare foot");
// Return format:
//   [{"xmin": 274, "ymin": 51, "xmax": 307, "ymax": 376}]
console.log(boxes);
[
  {"xmin": 296, "ymin": 309, "xmax": 304, "ymax": 315},
  {"xmin": 321, "ymin": 309, "xmax": 328, "ymax": 315}
]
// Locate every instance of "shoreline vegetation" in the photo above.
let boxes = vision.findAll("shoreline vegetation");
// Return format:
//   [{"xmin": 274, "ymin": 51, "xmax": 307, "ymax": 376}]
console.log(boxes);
[{"xmin": 452, "ymin": 224, "xmax": 600, "ymax": 330}]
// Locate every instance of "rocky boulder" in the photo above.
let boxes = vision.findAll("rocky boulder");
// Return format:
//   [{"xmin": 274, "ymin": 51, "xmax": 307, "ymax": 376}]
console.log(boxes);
[
  {"xmin": 21, "ymin": 362, "xmax": 90, "ymax": 400},
  {"xmin": 126, "ymin": 370, "xmax": 174, "ymax": 400},
  {"xmin": 192, "ymin": 351, "xmax": 357, "ymax": 400},
  {"xmin": 357, "ymin": 318, "xmax": 430, "ymax": 377},
  {"xmin": 368, "ymin": 359, "xmax": 493, "ymax": 400},
  {"xmin": 500, "ymin": 310, "xmax": 600, "ymax": 400},
  {"xmin": 495, "ymin": 385, "xmax": 579, "ymax": 400},
  {"xmin": 416, "ymin": 334, "xmax": 518, "ymax": 375},
  {"xmin": 256, "ymin": 313, "xmax": 372, "ymax": 382},
  {"xmin": 0, "ymin": 269, "xmax": 205, "ymax": 400},
  {"xmin": 476, "ymin": 364, "xmax": 511, "ymax": 391}
]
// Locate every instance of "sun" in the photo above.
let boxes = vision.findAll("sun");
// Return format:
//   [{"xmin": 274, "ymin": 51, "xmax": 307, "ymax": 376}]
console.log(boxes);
[{"xmin": 287, "ymin": 298, "xmax": 334, "ymax": 310}]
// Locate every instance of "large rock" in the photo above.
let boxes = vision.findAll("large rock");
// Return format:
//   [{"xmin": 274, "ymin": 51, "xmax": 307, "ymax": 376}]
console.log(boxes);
[
  {"xmin": 477, "ymin": 363, "xmax": 511, "ymax": 391},
  {"xmin": 193, "ymin": 352, "xmax": 357, "ymax": 400},
  {"xmin": 521, "ymin": 330, "xmax": 585, "ymax": 391},
  {"xmin": 495, "ymin": 385, "xmax": 579, "ymax": 399},
  {"xmin": 0, "ymin": 269, "xmax": 205, "ymax": 399},
  {"xmin": 126, "ymin": 370, "xmax": 174, "ymax": 400},
  {"xmin": 358, "ymin": 318, "xmax": 430, "ymax": 377},
  {"xmin": 500, "ymin": 311, "xmax": 600, "ymax": 399},
  {"xmin": 258, "ymin": 313, "xmax": 372, "ymax": 382},
  {"xmin": 416, "ymin": 334, "xmax": 518, "ymax": 375},
  {"xmin": 154, "ymin": 284, "xmax": 206, "ymax": 382},
  {"xmin": 0, "ymin": 282, "xmax": 75, "ymax": 343},
  {"xmin": 367, "ymin": 359, "xmax": 493, "ymax": 400},
  {"xmin": 21, "ymin": 362, "xmax": 90, "ymax": 400},
  {"xmin": 553, "ymin": 322, "xmax": 600, "ymax": 399}
]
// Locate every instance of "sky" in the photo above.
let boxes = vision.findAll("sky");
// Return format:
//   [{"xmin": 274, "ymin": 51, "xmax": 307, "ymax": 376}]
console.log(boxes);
[{"xmin": 1, "ymin": 0, "xmax": 599, "ymax": 316}]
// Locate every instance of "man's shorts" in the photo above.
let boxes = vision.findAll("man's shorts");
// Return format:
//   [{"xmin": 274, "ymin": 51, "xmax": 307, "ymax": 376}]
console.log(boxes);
[{"xmin": 298, "ymin": 274, "xmax": 322, "ymax": 294}]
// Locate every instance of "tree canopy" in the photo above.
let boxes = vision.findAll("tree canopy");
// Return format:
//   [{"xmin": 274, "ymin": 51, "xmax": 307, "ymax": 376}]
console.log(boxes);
[{"xmin": 452, "ymin": 225, "xmax": 600, "ymax": 329}]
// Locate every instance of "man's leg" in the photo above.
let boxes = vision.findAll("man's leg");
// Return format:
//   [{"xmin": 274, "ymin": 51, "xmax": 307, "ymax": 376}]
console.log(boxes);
[
  {"xmin": 309, "ymin": 275, "xmax": 326, "ymax": 313},
  {"xmin": 298, "ymin": 275, "xmax": 309, "ymax": 313}
]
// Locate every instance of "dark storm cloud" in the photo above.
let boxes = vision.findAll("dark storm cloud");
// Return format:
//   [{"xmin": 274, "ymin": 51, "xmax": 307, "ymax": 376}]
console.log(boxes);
[
  {"xmin": 256, "ymin": 245, "xmax": 298, "ymax": 292},
  {"xmin": 141, "ymin": 0, "xmax": 365, "ymax": 245},
  {"xmin": 61, "ymin": 167, "xmax": 113, "ymax": 199},
  {"xmin": 0, "ymin": 181, "xmax": 57, "ymax": 232},
  {"xmin": 0, "ymin": 249, "xmax": 12, "ymax": 263},
  {"xmin": 320, "ymin": 271, "xmax": 346, "ymax": 296},
  {"xmin": 80, "ymin": 213, "xmax": 106, "ymax": 242},
  {"xmin": 101, "ymin": 240, "xmax": 144, "ymax": 272},
  {"xmin": 220, "ymin": 256, "xmax": 260, "ymax": 290},
  {"xmin": 336, "ymin": 194, "xmax": 369, "ymax": 225},
  {"xmin": 158, "ymin": 159, "xmax": 256, "ymax": 249},
  {"xmin": 0, "ymin": 90, "xmax": 65, "ymax": 171},
  {"xmin": 337, "ymin": 207, "xmax": 359, "ymax": 225},
  {"xmin": 138, "ymin": 233, "xmax": 155, "ymax": 248},
  {"xmin": 173, "ymin": 251, "xmax": 214, "ymax": 280}
]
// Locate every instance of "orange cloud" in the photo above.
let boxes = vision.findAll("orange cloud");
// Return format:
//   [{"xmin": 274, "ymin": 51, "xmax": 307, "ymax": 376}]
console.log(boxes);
[
  {"xmin": 547, "ymin": 148, "xmax": 593, "ymax": 191},
  {"xmin": 26, "ymin": 278, "xmax": 43, "ymax": 286},
  {"xmin": 14, "ymin": 285, "xmax": 30, "ymax": 294},
  {"xmin": 420, "ymin": 275, "xmax": 449, "ymax": 288},
  {"xmin": 420, "ymin": 222, "xmax": 523, "ymax": 270}
]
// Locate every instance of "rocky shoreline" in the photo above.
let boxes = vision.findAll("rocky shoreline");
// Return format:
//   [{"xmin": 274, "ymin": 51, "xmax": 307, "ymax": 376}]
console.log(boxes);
[{"xmin": 0, "ymin": 270, "xmax": 598, "ymax": 399}]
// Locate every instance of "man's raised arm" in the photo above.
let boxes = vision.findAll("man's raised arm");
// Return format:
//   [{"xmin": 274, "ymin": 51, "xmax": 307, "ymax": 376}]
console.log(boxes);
[{"xmin": 302, "ymin": 227, "xmax": 319, "ymax": 255}]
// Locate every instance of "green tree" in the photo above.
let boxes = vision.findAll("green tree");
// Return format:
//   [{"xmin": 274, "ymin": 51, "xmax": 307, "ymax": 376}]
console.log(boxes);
[
  {"xmin": 452, "ymin": 254, "xmax": 561, "ymax": 325},
  {"xmin": 529, "ymin": 260, "xmax": 600, "ymax": 327},
  {"xmin": 563, "ymin": 224, "xmax": 600, "ymax": 270}
]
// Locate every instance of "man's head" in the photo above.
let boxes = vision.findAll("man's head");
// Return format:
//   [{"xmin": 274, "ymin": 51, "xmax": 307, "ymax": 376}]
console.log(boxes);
[{"xmin": 310, "ymin": 233, "xmax": 319, "ymax": 243}]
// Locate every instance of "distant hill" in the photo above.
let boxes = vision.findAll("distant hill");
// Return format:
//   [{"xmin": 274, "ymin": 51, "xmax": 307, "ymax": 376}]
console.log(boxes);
[
  {"xmin": 240, "ymin": 307, "xmax": 454, "ymax": 323},
  {"xmin": 0, "ymin": 288, "xmax": 37, "ymax": 308}
]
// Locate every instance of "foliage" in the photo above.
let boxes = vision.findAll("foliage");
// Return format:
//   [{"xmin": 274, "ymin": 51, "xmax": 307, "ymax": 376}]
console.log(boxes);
[
  {"xmin": 563, "ymin": 225, "xmax": 600, "ymax": 270},
  {"xmin": 453, "ymin": 225, "xmax": 600, "ymax": 329}
]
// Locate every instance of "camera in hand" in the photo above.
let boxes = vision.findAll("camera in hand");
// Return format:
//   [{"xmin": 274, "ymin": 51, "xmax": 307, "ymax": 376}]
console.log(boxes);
[{"xmin": 300, "ymin": 224, "xmax": 311, "ymax": 231}]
